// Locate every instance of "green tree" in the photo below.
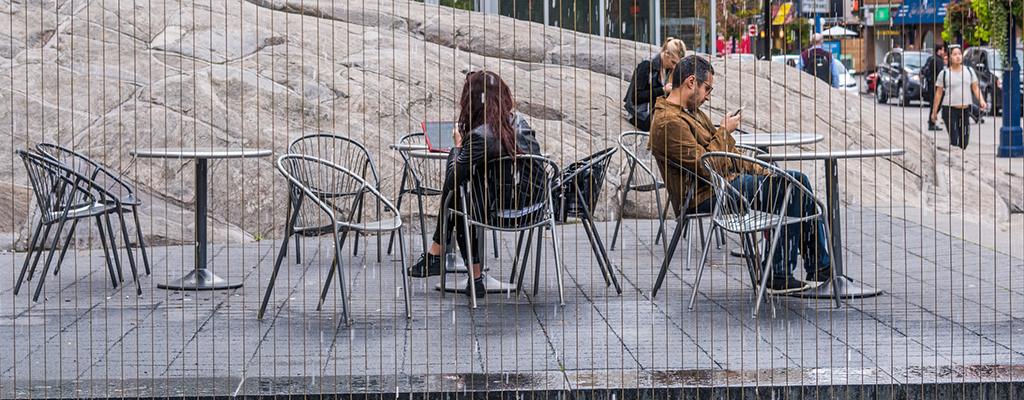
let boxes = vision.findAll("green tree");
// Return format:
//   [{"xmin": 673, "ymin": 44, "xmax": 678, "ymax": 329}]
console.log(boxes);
[{"xmin": 945, "ymin": 0, "xmax": 1023, "ymax": 67}]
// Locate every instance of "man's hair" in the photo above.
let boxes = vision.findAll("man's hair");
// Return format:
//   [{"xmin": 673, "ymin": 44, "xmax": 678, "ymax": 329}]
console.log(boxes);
[
  {"xmin": 935, "ymin": 43, "xmax": 945, "ymax": 52},
  {"xmin": 672, "ymin": 55, "xmax": 715, "ymax": 87},
  {"xmin": 811, "ymin": 33, "xmax": 824, "ymax": 45}
]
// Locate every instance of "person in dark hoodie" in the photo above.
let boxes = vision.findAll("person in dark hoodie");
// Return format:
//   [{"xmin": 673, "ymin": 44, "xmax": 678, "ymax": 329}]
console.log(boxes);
[
  {"xmin": 623, "ymin": 37, "xmax": 687, "ymax": 131},
  {"xmin": 407, "ymin": 71, "xmax": 541, "ymax": 298}
]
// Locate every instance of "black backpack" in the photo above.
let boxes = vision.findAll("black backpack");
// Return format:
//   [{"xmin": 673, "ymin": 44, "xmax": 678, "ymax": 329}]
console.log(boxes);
[{"xmin": 803, "ymin": 48, "xmax": 833, "ymax": 84}]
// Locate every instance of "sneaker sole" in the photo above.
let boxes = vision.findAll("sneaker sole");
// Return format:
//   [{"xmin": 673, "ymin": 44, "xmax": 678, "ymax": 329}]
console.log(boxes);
[{"xmin": 766, "ymin": 284, "xmax": 811, "ymax": 295}]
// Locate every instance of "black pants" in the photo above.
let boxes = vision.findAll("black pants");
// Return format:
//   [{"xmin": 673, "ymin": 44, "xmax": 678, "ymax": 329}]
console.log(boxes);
[
  {"xmin": 431, "ymin": 153, "xmax": 483, "ymax": 265},
  {"xmin": 941, "ymin": 106, "xmax": 971, "ymax": 149}
]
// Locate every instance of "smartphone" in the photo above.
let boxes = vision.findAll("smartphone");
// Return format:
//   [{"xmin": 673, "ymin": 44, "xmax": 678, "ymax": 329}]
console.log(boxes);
[{"xmin": 730, "ymin": 107, "xmax": 745, "ymax": 117}]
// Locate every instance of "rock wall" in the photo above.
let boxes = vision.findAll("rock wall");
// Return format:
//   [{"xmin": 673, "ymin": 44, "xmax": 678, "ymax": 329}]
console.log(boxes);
[{"xmin": 0, "ymin": 0, "xmax": 1011, "ymax": 250}]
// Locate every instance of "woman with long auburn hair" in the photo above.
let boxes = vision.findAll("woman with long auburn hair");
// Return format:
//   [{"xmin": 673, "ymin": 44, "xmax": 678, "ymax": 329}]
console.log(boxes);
[{"xmin": 407, "ymin": 70, "xmax": 541, "ymax": 298}]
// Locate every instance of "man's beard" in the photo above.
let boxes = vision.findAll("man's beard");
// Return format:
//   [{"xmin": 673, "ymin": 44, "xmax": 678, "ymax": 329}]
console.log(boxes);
[{"xmin": 685, "ymin": 93, "xmax": 702, "ymax": 111}]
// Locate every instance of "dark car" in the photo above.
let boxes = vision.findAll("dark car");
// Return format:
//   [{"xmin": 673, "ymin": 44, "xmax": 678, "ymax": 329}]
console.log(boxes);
[
  {"xmin": 876, "ymin": 50, "xmax": 930, "ymax": 106},
  {"xmin": 962, "ymin": 46, "xmax": 1023, "ymax": 115}
]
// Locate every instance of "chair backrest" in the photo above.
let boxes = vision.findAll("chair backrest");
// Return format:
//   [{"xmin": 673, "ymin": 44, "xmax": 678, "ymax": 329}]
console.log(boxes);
[
  {"xmin": 276, "ymin": 154, "xmax": 400, "ymax": 232},
  {"xmin": 36, "ymin": 143, "xmax": 136, "ymax": 203},
  {"xmin": 396, "ymin": 133, "xmax": 444, "ymax": 193},
  {"xmin": 288, "ymin": 134, "xmax": 379, "ymax": 186},
  {"xmin": 553, "ymin": 147, "xmax": 617, "ymax": 222},
  {"xmin": 18, "ymin": 150, "xmax": 100, "ymax": 224},
  {"xmin": 460, "ymin": 154, "xmax": 559, "ymax": 230},
  {"xmin": 618, "ymin": 131, "xmax": 661, "ymax": 190},
  {"xmin": 699, "ymin": 152, "xmax": 824, "ymax": 233}
]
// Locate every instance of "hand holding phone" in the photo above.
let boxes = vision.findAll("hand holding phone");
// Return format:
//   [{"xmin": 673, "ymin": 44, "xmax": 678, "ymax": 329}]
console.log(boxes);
[{"xmin": 731, "ymin": 106, "xmax": 745, "ymax": 117}]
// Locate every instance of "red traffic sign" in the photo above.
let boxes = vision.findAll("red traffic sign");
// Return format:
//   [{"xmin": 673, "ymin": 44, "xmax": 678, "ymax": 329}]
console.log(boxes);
[{"xmin": 748, "ymin": 24, "xmax": 757, "ymax": 37}]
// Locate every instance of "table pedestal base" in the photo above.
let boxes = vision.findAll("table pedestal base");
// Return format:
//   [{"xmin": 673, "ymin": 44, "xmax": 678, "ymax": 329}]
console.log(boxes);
[
  {"xmin": 434, "ymin": 274, "xmax": 517, "ymax": 294},
  {"xmin": 158, "ymin": 269, "xmax": 242, "ymax": 291},
  {"xmin": 787, "ymin": 276, "xmax": 883, "ymax": 299}
]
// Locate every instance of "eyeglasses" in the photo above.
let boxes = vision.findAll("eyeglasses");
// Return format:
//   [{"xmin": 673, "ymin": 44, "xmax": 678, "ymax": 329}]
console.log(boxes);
[{"xmin": 699, "ymin": 80, "xmax": 714, "ymax": 94}]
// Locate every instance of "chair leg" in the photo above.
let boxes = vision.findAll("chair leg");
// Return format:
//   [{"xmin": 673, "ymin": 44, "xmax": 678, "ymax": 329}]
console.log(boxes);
[
  {"xmin": 131, "ymin": 207, "xmax": 152, "ymax": 275},
  {"xmin": 517, "ymin": 228, "xmax": 536, "ymax": 294},
  {"xmin": 579, "ymin": 216, "xmax": 612, "ymax": 286},
  {"xmin": 439, "ymin": 206, "xmax": 449, "ymax": 298},
  {"xmin": 654, "ymin": 194, "xmax": 669, "ymax": 246},
  {"xmin": 509, "ymin": 229, "xmax": 528, "ymax": 285},
  {"xmin": 548, "ymin": 221, "xmax": 565, "ymax": 306},
  {"xmin": 103, "ymin": 213, "xmax": 125, "ymax": 283},
  {"xmin": 683, "ymin": 219, "xmax": 696, "ymax": 271},
  {"xmin": 14, "ymin": 221, "xmax": 44, "ymax": 295},
  {"xmin": 115, "ymin": 210, "xmax": 142, "ymax": 295},
  {"xmin": 457, "ymin": 190, "xmax": 478, "ymax": 308},
  {"xmin": 26, "ymin": 223, "xmax": 53, "ymax": 281},
  {"xmin": 257, "ymin": 232, "xmax": 292, "ymax": 320},
  {"xmin": 583, "ymin": 215, "xmax": 621, "ymax": 294},
  {"xmin": 687, "ymin": 225, "xmax": 719, "ymax": 310},
  {"xmin": 387, "ymin": 171, "xmax": 409, "ymax": 255},
  {"xmin": 415, "ymin": 194, "xmax": 430, "ymax": 257},
  {"xmin": 752, "ymin": 224, "xmax": 787, "ymax": 319},
  {"xmin": 318, "ymin": 231, "xmax": 350, "ymax": 311},
  {"xmin": 491, "ymin": 230, "xmax": 499, "ymax": 258},
  {"xmin": 397, "ymin": 230, "xmax": 412, "ymax": 319},
  {"xmin": 94, "ymin": 216, "xmax": 119, "ymax": 288},
  {"xmin": 33, "ymin": 217, "xmax": 69, "ymax": 302},
  {"xmin": 52, "ymin": 219, "xmax": 80, "ymax": 275},
  {"xmin": 353, "ymin": 195, "xmax": 365, "ymax": 257},
  {"xmin": 653, "ymin": 218, "xmax": 686, "ymax": 299},
  {"xmin": 532, "ymin": 227, "xmax": 544, "ymax": 297},
  {"xmin": 609, "ymin": 185, "xmax": 630, "ymax": 251},
  {"xmin": 821, "ymin": 218, "xmax": 843, "ymax": 309}
]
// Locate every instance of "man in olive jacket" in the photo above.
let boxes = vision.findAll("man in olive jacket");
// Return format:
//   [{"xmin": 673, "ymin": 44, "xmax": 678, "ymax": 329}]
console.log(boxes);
[{"xmin": 648, "ymin": 55, "xmax": 833, "ymax": 292}]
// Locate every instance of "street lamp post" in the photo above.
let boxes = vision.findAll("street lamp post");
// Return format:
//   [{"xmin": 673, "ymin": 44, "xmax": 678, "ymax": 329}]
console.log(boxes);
[
  {"xmin": 760, "ymin": 0, "xmax": 772, "ymax": 58},
  {"xmin": 999, "ymin": 19, "xmax": 1024, "ymax": 157}
]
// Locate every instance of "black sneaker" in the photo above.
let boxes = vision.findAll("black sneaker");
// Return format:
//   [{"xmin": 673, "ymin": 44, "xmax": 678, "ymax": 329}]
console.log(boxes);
[
  {"xmin": 928, "ymin": 122, "xmax": 942, "ymax": 131},
  {"xmin": 466, "ymin": 276, "xmax": 486, "ymax": 298},
  {"xmin": 804, "ymin": 267, "xmax": 832, "ymax": 283},
  {"xmin": 766, "ymin": 276, "xmax": 809, "ymax": 294},
  {"xmin": 407, "ymin": 253, "xmax": 442, "ymax": 278}
]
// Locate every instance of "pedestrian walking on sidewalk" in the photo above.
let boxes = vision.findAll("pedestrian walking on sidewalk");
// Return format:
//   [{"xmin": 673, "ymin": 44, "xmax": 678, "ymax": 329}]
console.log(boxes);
[
  {"xmin": 921, "ymin": 43, "xmax": 946, "ymax": 131},
  {"xmin": 930, "ymin": 45, "xmax": 987, "ymax": 149}
]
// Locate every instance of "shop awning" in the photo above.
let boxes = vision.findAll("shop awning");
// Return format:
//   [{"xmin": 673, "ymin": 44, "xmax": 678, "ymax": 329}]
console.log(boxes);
[{"xmin": 772, "ymin": 2, "xmax": 796, "ymax": 26}]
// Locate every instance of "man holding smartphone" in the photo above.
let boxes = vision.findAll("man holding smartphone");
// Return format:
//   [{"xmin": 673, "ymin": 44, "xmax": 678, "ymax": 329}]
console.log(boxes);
[{"xmin": 649, "ymin": 55, "xmax": 834, "ymax": 292}]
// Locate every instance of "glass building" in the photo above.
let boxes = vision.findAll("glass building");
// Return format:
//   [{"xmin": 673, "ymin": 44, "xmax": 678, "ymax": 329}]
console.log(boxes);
[{"xmin": 460, "ymin": 0, "xmax": 705, "ymax": 52}]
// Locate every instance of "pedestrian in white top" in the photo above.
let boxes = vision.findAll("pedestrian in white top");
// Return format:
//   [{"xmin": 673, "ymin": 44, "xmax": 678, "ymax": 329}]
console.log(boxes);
[{"xmin": 929, "ymin": 44, "xmax": 987, "ymax": 149}]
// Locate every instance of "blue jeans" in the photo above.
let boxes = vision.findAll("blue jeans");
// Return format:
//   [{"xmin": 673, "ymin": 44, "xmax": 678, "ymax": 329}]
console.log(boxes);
[{"xmin": 695, "ymin": 171, "xmax": 831, "ymax": 278}]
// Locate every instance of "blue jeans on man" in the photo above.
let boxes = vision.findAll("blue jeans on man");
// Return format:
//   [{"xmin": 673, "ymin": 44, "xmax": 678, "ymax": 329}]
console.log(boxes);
[{"xmin": 695, "ymin": 170, "xmax": 831, "ymax": 285}]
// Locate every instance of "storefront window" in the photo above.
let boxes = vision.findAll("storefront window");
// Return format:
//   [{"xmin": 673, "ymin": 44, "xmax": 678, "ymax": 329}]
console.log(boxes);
[
  {"xmin": 660, "ymin": 2, "xmax": 705, "ymax": 53},
  {"xmin": 549, "ymin": 0, "xmax": 601, "ymax": 36},
  {"xmin": 500, "ymin": 0, "xmax": 545, "ymax": 24},
  {"xmin": 606, "ymin": 0, "xmax": 651, "ymax": 44}
]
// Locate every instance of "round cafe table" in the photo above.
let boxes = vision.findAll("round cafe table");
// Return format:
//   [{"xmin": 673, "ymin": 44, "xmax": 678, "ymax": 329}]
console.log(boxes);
[
  {"xmin": 130, "ymin": 147, "xmax": 273, "ymax": 290},
  {"xmin": 758, "ymin": 148, "xmax": 905, "ymax": 299},
  {"xmin": 734, "ymin": 132, "xmax": 824, "ymax": 148}
]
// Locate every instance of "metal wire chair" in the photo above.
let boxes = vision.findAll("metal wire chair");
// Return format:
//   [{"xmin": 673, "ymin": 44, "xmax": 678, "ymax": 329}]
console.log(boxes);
[
  {"xmin": 287, "ymin": 134, "xmax": 381, "ymax": 263},
  {"xmin": 16, "ymin": 150, "xmax": 143, "ymax": 302},
  {"xmin": 439, "ymin": 154, "xmax": 564, "ymax": 308},
  {"xmin": 689, "ymin": 152, "xmax": 841, "ymax": 318},
  {"xmin": 36, "ymin": 143, "xmax": 151, "ymax": 278},
  {"xmin": 386, "ymin": 133, "xmax": 444, "ymax": 256},
  {"xmin": 610, "ymin": 131, "xmax": 669, "ymax": 252},
  {"xmin": 551, "ymin": 147, "xmax": 621, "ymax": 294},
  {"xmin": 258, "ymin": 154, "xmax": 409, "ymax": 324}
]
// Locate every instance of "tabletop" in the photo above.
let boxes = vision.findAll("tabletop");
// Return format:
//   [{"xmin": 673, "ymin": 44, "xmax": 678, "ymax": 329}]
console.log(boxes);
[
  {"xmin": 130, "ymin": 148, "xmax": 273, "ymax": 159},
  {"xmin": 408, "ymin": 149, "xmax": 450, "ymax": 160},
  {"xmin": 390, "ymin": 143, "xmax": 429, "ymax": 152},
  {"xmin": 734, "ymin": 132, "xmax": 824, "ymax": 148},
  {"xmin": 757, "ymin": 148, "xmax": 905, "ymax": 162}
]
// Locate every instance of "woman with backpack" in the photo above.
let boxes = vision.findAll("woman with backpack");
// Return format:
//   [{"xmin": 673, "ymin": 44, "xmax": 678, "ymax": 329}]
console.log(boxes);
[
  {"xmin": 930, "ymin": 44, "xmax": 987, "ymax": 149},
  {"xmin": 623, "ymin": 38, "xmax": 687, "ymax": 131}
]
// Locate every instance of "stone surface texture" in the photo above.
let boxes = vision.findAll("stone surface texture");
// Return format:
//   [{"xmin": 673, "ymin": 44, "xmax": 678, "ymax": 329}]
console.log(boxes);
[{"xmin": 0, "ymin": 0, "xmax": 1018, "ymax": 249}]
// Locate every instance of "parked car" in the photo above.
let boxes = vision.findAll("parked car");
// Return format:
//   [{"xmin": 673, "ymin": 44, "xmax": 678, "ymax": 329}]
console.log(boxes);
[
  {"xmin": 875, "ymin": 49, "xmax": 929, "ymax": 106},
  {"xmin": 962, "ymin": 46, "xmax": 1024, "ymax": 115},
  {"xmin": 771, "ymin": 54, "xmax": 858, "ymax": 92}
]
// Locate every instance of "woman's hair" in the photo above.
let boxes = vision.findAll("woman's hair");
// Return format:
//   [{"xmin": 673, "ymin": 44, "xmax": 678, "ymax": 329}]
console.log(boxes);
[
  {"xmin": 457, "ymin": 70, "xmax": 517, "ymax": 155},
  {"xmin": 660, "ymin": 37, "xmax": 687, "ymax": 59}
]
